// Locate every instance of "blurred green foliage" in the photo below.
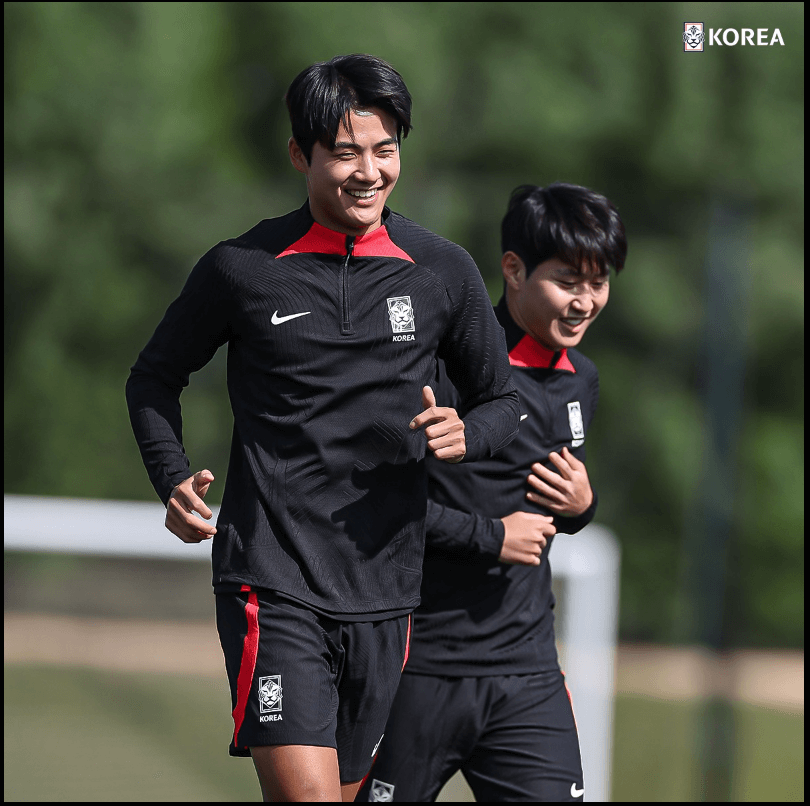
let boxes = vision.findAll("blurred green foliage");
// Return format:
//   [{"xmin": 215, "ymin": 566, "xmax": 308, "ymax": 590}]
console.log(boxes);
[{"xmin": 4, "ymin": 3, "xmax": 804, "ymax": 646}]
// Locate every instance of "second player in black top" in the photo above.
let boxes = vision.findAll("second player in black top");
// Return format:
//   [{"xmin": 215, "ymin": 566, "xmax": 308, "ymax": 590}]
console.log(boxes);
[{"xmin": 359, "ymin": 182, "xmax": 628, "ymax": 803}]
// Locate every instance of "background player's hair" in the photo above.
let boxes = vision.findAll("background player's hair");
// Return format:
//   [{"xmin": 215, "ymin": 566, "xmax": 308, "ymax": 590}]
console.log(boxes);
[
  {"xmin": 286, "ymin": 54, "xmax": 413, "ymax": 164},
  {"xmin": 501, "ymin": 183, "xmax": 627, "ymax": 276}
]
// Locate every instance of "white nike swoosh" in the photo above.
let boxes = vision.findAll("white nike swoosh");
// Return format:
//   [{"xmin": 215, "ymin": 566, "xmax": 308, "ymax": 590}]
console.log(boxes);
[
  {"xmin": 520, "ymin": 414, "xmax": 528, "ymax": 421},
  {"xmin": 371, "ymin": 734, "xmax": 385, "ymax": 757},
  {"xmin": 571, "ymin": 783, "xmax": 584, "ymax": 798},
  {"xmin": 271, "ymin": 310, "xmax": 311, "ymax": 325}
]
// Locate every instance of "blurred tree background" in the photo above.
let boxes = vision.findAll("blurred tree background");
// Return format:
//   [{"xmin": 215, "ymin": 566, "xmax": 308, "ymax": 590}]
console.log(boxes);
[{"xmin": 4, "ymin": 2, "xmax": 804, "ymax": 648}]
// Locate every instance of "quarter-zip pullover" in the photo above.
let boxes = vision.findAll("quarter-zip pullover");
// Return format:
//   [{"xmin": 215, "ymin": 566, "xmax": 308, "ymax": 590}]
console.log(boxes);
[
  {"xmin": 126, "ymin": 203, "xmax": 519, "ymax": 619},
  {"xmin": 405, "ymin": 296, "xmax": 599, "ymax": 674}
]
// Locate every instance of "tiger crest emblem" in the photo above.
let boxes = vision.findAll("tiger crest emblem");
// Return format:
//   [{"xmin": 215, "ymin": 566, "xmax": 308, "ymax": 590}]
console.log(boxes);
[
  {"xmin": 683, "ymin": 24, "xmax": 705, "ymax": 50},
  {"xmin": 387, "ymin": 296, "xmax": 415, "ymax": 333},
  {"xmin": 258, "ymin": 676, "xmax": 283, "ymax": 713}
]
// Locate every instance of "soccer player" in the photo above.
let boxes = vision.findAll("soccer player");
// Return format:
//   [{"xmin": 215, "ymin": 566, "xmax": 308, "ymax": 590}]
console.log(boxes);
[
  {"xmin": 358, "ymin": 183, "xmax": 627, "ymax": 803},
  {"xmin": 125, "ymin": 55, "xmax": 519, "ymax": 802}
]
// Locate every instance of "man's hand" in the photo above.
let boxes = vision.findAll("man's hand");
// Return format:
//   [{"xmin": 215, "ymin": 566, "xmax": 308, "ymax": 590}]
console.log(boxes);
[
  {"xmin": 410, "ymin": 386, "xmax": 466, "ymax": 463},
  {"xmin": 525, "ymin": 448, "xmax": 593, "ymax": 516},
  {"xmin": 499, "ymin": 511, "xmax": 556, "ymax": 566},
  {"xmin": 166, "ymin": 469, "xmax": 217, "ymax": 543}
]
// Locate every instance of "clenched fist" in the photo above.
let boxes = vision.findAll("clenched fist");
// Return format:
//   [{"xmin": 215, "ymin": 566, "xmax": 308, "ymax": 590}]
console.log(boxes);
[{"xmin": 499, "ymin": 510, "xmax": 556, "ymax": 566}]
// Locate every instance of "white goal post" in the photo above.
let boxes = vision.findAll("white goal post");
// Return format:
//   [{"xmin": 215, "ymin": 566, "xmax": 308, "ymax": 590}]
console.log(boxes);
[{"xmin": 4, "ymin": 493, "xmax": 619, "ymax": 802}]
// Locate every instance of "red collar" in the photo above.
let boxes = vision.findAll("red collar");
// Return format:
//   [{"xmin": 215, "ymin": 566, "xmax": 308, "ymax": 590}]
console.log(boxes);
[
  {"xmin": 508, "ymin": 335, "xmax": 576, "ymax": 372},
  {"xmin": 277, "ymin": 220, "xmax": 414, "ymax": 262}
]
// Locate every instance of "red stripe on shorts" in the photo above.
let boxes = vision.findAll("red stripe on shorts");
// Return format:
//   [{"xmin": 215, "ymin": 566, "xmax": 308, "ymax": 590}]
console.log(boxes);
[
  {"xmin": 358, "ymin": 767, "xmax": 374, "ymax": 791},
  {"xmin": 232, "ymin": 585, "xmax": 260, "ymax": 748},
  {"xmin": 402, "ymin": 614, "xmax": 412, "ymax": 671},
  {"xmin": 561, "ymin": 669, "xmax": 579, "ymax": 731}
]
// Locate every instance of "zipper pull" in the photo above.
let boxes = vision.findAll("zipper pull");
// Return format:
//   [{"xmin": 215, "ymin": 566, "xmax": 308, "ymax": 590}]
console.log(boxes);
[{"xmin": 344, "ymin": 235, "xmax": 355, "ymax": 266}]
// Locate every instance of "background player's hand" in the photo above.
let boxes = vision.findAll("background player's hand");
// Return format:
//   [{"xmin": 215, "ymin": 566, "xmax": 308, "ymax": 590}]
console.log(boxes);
[
  {"xmin": 526, "ymin": 448, "xmax": 593, "ymax": 516},
  {"xmin": 410, "ymin": 386, "xmax": 466, "ymax": 463},
  {"xmin": 166, "ymin": 469, "xmax": 217, "ymax": 543},
  {"xmin": 499, "ymin": 510, "xmax": 556, "ymax": 565}
]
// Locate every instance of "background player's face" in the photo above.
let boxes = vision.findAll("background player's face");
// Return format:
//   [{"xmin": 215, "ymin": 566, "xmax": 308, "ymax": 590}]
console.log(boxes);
[
  {"xmin": 289, "ymin": 107, "xmax": 400, "ymax": 237},
  {"xmin": 504, "ymin": 254, "xmax": 610, "ymax": 350}
]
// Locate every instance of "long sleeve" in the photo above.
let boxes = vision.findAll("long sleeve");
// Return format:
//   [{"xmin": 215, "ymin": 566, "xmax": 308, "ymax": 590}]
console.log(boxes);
[
  {"xmin": 425, "ymin": 499, "xmax": 505, "ymax": 558},
  {"xmin": 436, "ymin": 253, "xmax": 519, "ymax": 462},
  {"xmin": 125, "ymin": 247, "xmax": 233, "ymax": 505}
]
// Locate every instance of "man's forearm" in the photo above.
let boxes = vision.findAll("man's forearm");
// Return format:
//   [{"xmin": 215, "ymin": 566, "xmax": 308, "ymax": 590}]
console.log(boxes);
[
  {"xmin": 460, "ymin": 388, "xmax": 520, "ymax": 462},
  {"xmin": 426, "ymin": 499, "xmax": 505, "ymax": 558},
  {"xmin": 126, "ymin": 367, "xmax": 191, "ymax": 505}
]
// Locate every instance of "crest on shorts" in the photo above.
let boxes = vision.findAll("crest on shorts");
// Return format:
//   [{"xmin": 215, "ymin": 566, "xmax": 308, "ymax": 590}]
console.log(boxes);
[
  {"xmin": 369, "ymin": 779, "xmax": 395, "ymax": 802},
  {"xmin": 567, "ymin": 401, "xmax": 585, "ymax": 447},
  {"xmin": 258, "ymin": 675, "xmax": 283, "ymax": 713},
  {"xmin": 387, "ymin": 296, "xmax": 415, "ymax": 333}
]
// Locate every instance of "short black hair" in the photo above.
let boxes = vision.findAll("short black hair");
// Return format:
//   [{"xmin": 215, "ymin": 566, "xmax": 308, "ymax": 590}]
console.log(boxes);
[
  {"xmin": 285, "ymin": 54, "xmax": 413, "ymax": 164},
  {"xmin": 501, "ymin": 183, "xmax": 627, "ymax": 276}
]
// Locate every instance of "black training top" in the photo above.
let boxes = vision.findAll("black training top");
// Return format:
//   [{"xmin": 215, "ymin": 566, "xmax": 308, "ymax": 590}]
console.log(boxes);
[
  {"xmin": 404, "ymin": 296, "xmax": 599, "ymax": 675},
  {"xmin": 126, "ymin": 202, "xmax": 519, "ymax": 619}
]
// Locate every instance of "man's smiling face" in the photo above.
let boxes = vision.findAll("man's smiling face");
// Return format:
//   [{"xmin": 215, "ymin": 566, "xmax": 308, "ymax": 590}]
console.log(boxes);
[
  {"xmin": 289, "ymin": 107, "xmax": 401, "ymax": 237},
  {"xmin": 504, "ymin": 253, "xmax": 610, "ymax": 350}
]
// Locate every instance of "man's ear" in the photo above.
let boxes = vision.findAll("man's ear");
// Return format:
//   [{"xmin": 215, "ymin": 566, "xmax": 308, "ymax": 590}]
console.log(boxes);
[
  {"xmin": 502, "ymin": 251, "xmax": 525, "ymax": 291},
  {"xmin": 288, "ymin": 137, "xmax": 309, "ymax": 175}
]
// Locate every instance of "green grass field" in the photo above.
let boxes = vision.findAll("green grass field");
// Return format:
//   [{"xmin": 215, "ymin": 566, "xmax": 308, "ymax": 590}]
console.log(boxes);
[{"xmin": 4, "ymin": 664, "xmax": 803, "ymax": 802}]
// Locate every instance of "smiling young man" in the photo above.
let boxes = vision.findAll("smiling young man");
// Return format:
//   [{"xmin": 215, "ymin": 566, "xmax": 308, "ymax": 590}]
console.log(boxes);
[
  {"xmin": 358, "ymin": 183, "xmax": 627, "ymax": 803},
  {"xmin": 125, "ymin": 55, "xmax": 519, "ymax": 801}
]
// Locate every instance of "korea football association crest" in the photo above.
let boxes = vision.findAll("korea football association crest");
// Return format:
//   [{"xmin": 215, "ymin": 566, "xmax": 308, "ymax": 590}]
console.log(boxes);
[
  {"xmin": 258, "ymin": 675, "xmax": 283, "ymax": 722},
  {"xmin": 387, "ymin": 296, "xmax": 415, "ymax": 342},
  {"xmin": 683, "ymin": 22, "xmax": 705, "ymax": 51},
  {"xmin": 369, "ymin": 779, "xmax": 395, "ymax": 802},
  {"xmin": 567, "ymin": 401, "xmax": 585, "ymax": 447}
]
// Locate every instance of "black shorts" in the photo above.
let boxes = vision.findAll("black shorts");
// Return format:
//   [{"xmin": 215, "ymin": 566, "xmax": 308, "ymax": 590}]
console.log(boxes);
[
  {"xmin": 357, "ymin": 670, "xmax": 584, "ymax": 802},
  {"xmin": 216, "ymin": 587, "xmax": 411, "ymax": 783}
]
